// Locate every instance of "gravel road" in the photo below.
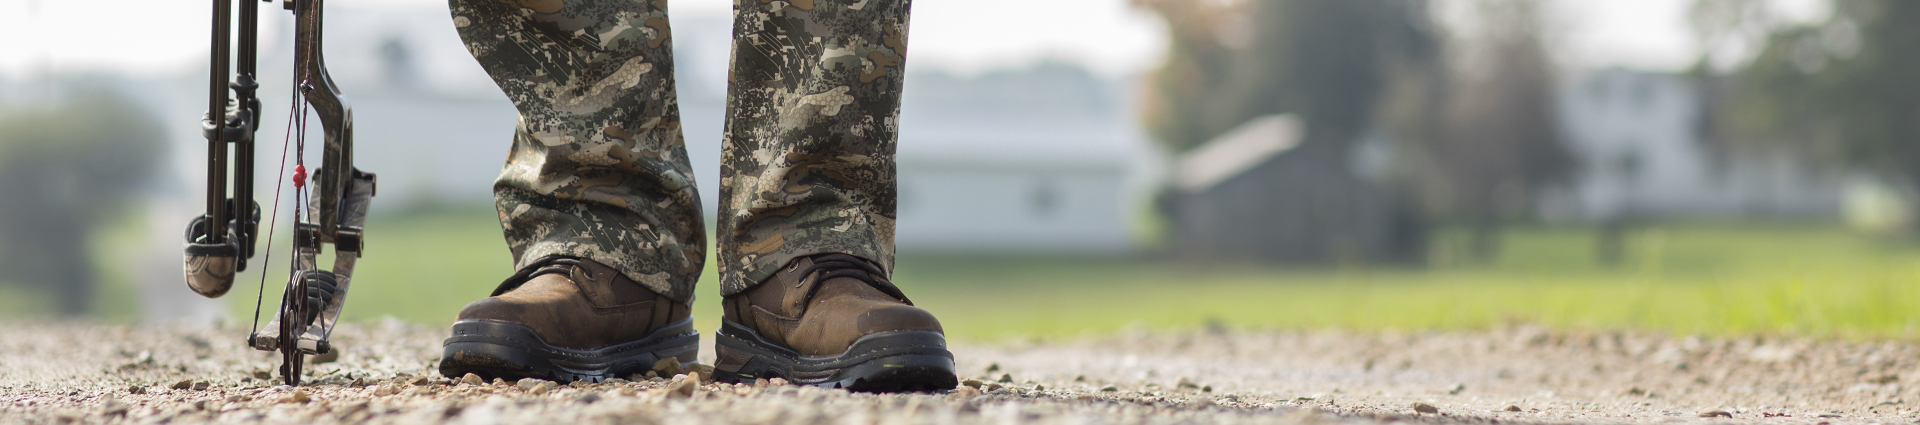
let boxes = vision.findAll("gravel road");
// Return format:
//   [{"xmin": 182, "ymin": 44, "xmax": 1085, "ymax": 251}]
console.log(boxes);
[{"xmin": 2, "ymin": 321, "xmax": 1917, "ymax": 424}]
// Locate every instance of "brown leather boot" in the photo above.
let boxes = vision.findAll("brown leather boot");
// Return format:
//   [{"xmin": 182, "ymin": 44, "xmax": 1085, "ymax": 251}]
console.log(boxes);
[
  {"xmin": 439, "ymin": 257, "xmax": 697, "ymax": 383},
  {"xmin": 713, "ymin": 253, "xmax": 957, "ymax": 392}
]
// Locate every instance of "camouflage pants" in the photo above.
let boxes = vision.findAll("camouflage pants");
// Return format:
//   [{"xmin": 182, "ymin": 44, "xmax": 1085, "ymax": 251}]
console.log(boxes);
[{"xmin": 449, "ymin": 0, "xmax": 908, "ymax": 303}]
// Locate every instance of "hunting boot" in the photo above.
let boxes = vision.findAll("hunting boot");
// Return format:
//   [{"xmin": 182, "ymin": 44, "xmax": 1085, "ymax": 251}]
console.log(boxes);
[
  {"xmin": 714, "ymin": 253, "xmax": 958, "ymax": 392},
  {"xmin": 440, "ymin": 257, "xmax": 697, "ymax": 383}
]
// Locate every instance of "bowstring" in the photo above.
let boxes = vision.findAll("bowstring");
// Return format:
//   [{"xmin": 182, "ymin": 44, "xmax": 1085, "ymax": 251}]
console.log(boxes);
[{"xmin": 252, "ymin": 75, "xmax": 302, "ymax": 334}]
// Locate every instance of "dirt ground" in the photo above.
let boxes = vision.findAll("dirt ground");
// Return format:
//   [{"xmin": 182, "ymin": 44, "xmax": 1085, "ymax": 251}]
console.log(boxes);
[{"xmin": 3, "ymin": 321, "xmax": 1918, "ymax": 425}]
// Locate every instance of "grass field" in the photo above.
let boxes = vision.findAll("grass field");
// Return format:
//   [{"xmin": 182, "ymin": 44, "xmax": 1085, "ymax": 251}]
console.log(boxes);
[{"xmin": 157, "ymin": 209, "xmax": 1920, "ymax": 341}]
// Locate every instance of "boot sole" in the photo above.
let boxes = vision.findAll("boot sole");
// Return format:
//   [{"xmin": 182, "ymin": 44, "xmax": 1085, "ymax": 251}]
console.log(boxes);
[
  {"xmin": 440, "ymin": 317, "xmax": 698, "ymax": 383},
  {"xmin": 712, "ymin": 319, "xmax": 957, "ymax": 392}
]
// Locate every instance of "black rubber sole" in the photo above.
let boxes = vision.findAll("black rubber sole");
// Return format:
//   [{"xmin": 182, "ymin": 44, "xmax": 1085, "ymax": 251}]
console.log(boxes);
[
  {"xmin": 440, "ymin": 318, "xmax": 698, "ymax": 383},
  {"xmin": 712, "ymin": 319, "xmax": 958, "ymax": 392}
]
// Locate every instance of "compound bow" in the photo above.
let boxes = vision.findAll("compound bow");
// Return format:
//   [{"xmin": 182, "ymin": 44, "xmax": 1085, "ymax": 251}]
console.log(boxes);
[{"xmin": 181, "ymin": 0, "xmax": 374, "ymax": 387}]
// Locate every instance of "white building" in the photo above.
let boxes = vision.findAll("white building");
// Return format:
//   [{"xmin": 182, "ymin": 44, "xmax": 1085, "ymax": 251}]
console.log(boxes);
[
  {"xmin": 894, "ymin": 65, "xmax": 1145, "ymax": 252},
  {"xmin": 1548, "ymin": 68, "xmax": 1843, "ymax": 221}
]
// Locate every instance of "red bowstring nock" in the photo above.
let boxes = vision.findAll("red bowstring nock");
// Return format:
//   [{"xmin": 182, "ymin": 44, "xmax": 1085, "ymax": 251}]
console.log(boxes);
[{"xmin": 292, "ymin": 165, "xmax": 307, "ymax": 188}]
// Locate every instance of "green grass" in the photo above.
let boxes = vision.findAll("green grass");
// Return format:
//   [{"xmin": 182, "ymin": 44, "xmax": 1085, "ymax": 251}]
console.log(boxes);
[{"xmin": 207, "ymin": 210, "xmax": 1920, "ymax": 342}]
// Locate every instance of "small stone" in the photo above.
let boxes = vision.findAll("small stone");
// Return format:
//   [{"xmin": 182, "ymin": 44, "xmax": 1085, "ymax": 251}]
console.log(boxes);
[
  {"xmin": 126, "ymin": 385, "xmax": 145, "ymax": 395},
  {"xmin": 1699, "ymin": 410, "xmax": 1732, "ymax": 418},
  {"xmin": 1448, "ymin": 383, "xmax": 1465, "ymax": 395},
  {"xmin": 666, "ymin": 376, "xmax": 697, "ymax": 398},
  {"xmin": 948, "ymin": 385, "xmax": 982, "ymax": 400},
  {"xmin": 1188, "ymin": 395, "xmax": 1213, "ymax": 409},
  {"xmin": 411, "ymin": 376, "xmax": 433, "ymax": 386},
  {"xmin": 1623, "ymin": 387, "xmax": 1646, "ymax": 396},
  {"xmin": 530, "ymin": 382, "xmax": 552, "ymax": 395},
  {"xmin": 372, "ymin": 385, "xmax": 397, "ymax": 396},
  {"xmin": 754, "ymin": 378, "xmax": 770, "ymax": 388},
  {"xmin": 997, "ymin": 373, "xmax": 1013, "ymax": 383},
  {"xmin": 961, "ymin": 379, "xmax": 984, "ymax": 389},
  {"xmin": 1074, "ymin": 375, "xmax": 1086, "ymax": 382},
  {"xmin": 171, "ymin": 379, "xmax": 193, "ymax": 390},
  {"xmin": 460, "ymin": 373, "xmax": 483, "ymax": 386},
  {"xmin": 517, "ymin": 378, "xmax": 546, "ymax": 391},
  {"xmin": 1817, "ymin": 413, "xmax": 1841, "ymax": 418},
  {"xmin": 689, "ymin": 370, "xmax": 708, "ymax": 385},
  {"xmin": 1034, "ymin": 384, "xmax": 1046, "ymax": 391},
  {"xmin": 192, "ymin": 381, "xmax": 210, "ymax": 391},
  {"xmin": 1100, "ymin": 385, "xmax": 1119, "ymax": 392},
  {"xmin": 252, "ymin": 370, "xmax": 272, "ymax": 380},
  {"xmin": 1177, "ymin": 377, "xmax": 1200, "ymax": 389},
  {"xmin": 986, "ymin": 383, "xmax": 1003, "ymax": 392},
  {"xmin": 644, "ymin": 371, "xmax": 660, "ymax": 380},
  {"xmin": 1412, "ymin": 402, "xmax": 1439, "ymax": 414},
  {"xmin": 1503, "ymin": 405, "xmax": 1522, "ymax": 412},
  {"xmin": 688, "ymin": 363, "xmax": 715, "ymax": 382},
  {"xmin": 99, "ymin": 397, "xmax": 128, "ymax": 416},
  {"xmin": 492, "ymin": 378, "xmax": 507, "ymax": 386},
  {"xmin": 279, "ymin": 389, "xmax": 310, "ymax": 404},
  {"xmin": 569, "ymin": 380, "xmax": 590, "ymax": 388},
  {"xmin": 653, "ymin": 358, "xmax": 684, "ymax": 376},
  {"xmin": 604, "ymin": 378, "xmax": 629, "ymax": 385},
  {"xmin": 1202, "ymin": 385, "xmax": 1213, "ymax": 392},
  {"xmin": 1288, "ymin": 407, "xmax": 1325, "ymax": 422},
  {"xmin": 577, "ymin": 392, "xmax": 601, "ymax": 404},
  {"xmin": 768, "ymin": 377, "xmax": 789, "ymax": 386},
  {"xmin": 986, "ymin": 363, "xmax": 1000, "ymax": 373}
]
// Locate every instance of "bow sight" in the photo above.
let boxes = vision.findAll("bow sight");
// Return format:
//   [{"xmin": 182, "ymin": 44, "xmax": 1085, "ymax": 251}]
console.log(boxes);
[{"xmin": 182, "ymin": 0, "xmax": 374, "ymax": 386}]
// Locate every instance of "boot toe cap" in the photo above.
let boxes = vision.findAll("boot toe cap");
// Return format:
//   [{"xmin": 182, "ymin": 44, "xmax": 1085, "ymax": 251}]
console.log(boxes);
[
  {"xmin": 857, "ymin": 304, "xmax": 943, "ymax": 335},
  {"xmin": 455, "ymin": 296, "xmax": 530, "ymax": 323}
]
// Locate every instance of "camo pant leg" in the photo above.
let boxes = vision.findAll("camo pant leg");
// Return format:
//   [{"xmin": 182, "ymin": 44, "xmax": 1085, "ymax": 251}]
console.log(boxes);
[
  {"xmin": 717, "ymin": 0, "xmax": 912, "ymax": 295},
  {"xmin": 449, "ymin": 0, "xmax": 704, "ymax": 303}
]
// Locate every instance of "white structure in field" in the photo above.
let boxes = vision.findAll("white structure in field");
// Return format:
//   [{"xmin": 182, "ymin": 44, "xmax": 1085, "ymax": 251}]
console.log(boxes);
[
  {"xmin": 891, "ymin": 63, "xmax": 1146, "ymax": 253},
  {"xmin": 1549, "ymin": 68, "xmax": 1843, "ymax": 221}
]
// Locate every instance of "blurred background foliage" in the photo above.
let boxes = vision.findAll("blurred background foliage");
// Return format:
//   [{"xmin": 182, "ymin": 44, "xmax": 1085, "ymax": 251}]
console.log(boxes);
[
  {"xmin": 0, "ymin": 80, "xmax": 163, "ymax": 316},
  {"xmin": 3, "ymin": 0, "xmax": 1920, "ymax": 342}
]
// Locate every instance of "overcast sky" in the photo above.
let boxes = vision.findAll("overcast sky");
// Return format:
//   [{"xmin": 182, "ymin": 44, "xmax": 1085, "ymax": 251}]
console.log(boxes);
[{"xmin": 0, "ymin": 0, "xmax": 1831, "ymax": 79}]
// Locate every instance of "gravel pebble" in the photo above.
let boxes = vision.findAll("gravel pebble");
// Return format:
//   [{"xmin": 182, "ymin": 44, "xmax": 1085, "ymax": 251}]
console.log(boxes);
[
  {"xmin": 666, "ymin": 375, "xmax": 697, "ymax": 398},
  {"xmin": 949, "ymin": 385, "xmax": 982, "ymax": 400},
  {"xmin": 653, "ymin": 358, "xmax": 684, "ymax": 376},
  {"xmin": 100, "ymin": 397, "xmax": 127, "ymax": 416},
  {"xmin": 516, "ymin": 378, "xmax": 545, "ymax": 391},
  {"xmin": 1411, "ymin": 402, "xmax": 1439, "ymax": 414},
  {"xmin": 460, "ymin": 373, "xmax": 483, "ymax": 386},
  {"xmin": 1699, "ymin": 409, "xmax": 1732, "ymax": 418}
]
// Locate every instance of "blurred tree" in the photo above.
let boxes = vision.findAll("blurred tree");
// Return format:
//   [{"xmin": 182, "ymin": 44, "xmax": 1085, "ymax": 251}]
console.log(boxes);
[
  {"xmin": 1696, "ymin": 0, "xmax": 1920, "ymax": 228},
  {"xmin": 1136, "ymin": 0, "xmax": 1438, "ymax": 162},
  {"xmin": 1138, "ymin": 0, "xmax": 1572, "ymax": 262},
  {"xmin": 1421, "ymin": 0, "xmax": 1573, "ymax": 261},
  {"xmin": 1136, "ymin": 0, "xmax": 1441, "ymax": 264},
  {"xmin": 0, "ymin": 86, "xmax": 164, "ymax": 315}
]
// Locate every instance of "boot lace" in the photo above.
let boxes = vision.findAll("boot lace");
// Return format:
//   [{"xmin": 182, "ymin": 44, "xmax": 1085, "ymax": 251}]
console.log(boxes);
[{"xmin": 793, "ymin": 253, "xmax": 911, "ymax": 305}]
